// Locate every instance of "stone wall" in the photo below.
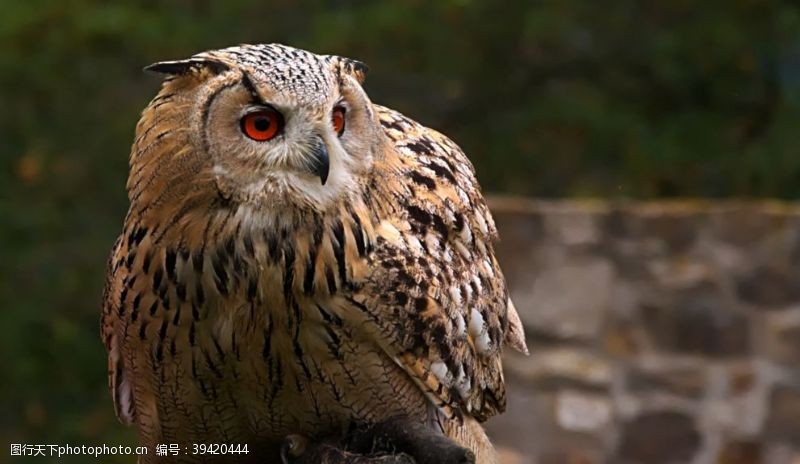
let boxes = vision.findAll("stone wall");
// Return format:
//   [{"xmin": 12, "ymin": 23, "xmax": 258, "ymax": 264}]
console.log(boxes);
[{"xmin": 482, "ymin": 198, "xmax": 800, "ymax": 464}]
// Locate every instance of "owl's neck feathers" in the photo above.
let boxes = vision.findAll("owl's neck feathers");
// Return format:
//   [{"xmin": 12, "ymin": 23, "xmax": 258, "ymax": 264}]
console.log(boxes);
[{"xmin": 122, "ymin": 75, "xmax": 382, "ymax": 310}]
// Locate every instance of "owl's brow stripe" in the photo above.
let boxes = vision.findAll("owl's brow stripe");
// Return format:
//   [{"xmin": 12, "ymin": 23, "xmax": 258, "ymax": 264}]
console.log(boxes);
[{"xmin": 239, "ymin": 70, "xmax": 266, "ymax": 105}]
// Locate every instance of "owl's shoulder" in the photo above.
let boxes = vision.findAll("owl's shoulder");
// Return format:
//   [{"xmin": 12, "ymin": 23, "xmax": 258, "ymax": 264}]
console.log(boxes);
[
  {"xmin": 348, "ymin": 105, "xmax": 528, "ymax": 421},
  {"xmin": 374, "ymin": 105, "xmax": 479, "ymax": 189},
  {"xmin": 368, "ymin": 104, "xmax": 497, "ymax": 245}
]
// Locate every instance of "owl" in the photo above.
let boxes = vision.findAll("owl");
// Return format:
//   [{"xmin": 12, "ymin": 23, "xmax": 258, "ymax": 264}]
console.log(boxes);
[{"xmin": 101, "ymin": 43, "xmax": 528, "ymax": 464}]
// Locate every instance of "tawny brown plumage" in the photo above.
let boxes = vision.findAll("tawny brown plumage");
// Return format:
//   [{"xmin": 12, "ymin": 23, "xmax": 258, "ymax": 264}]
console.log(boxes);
[{"xmin": 101, "ymin": 43, "xmax": 527, "ymax": 464}]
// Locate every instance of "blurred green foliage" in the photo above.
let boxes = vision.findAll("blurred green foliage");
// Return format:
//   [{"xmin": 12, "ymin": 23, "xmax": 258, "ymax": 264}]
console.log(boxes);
[{"xmin": 2, "ymin": 0, "xmax": 800, "ymax": 461}]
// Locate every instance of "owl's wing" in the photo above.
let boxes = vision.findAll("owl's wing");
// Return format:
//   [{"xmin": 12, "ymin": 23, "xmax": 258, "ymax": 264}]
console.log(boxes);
[
  {"xmin": 344, "ymin": 106, "xmax": 527, "ymax": 421},
  {"xmin": 101, "ymin": 234, "xmax": 137, "ymax": 425}
]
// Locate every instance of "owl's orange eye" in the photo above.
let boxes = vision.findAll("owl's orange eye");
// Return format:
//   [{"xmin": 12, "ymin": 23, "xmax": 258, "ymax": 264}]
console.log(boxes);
[
  {"xmin": 332, "ymin": 106, "xmax": 346, "ymax": 136},
  {"xmin": 241, "ymin": 109, "xmax": 283, "ymax": 141}
]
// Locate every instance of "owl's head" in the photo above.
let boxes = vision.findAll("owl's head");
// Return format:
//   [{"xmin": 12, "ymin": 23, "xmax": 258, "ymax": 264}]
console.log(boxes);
[{"xmin": 129, "ymin": 44, "xmax": 381, "ymax": 221}]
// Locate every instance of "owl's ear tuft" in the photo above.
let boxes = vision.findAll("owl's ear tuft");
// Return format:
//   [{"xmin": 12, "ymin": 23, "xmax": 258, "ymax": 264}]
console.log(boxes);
[
  {"xmin": 330, "ymin": 56, "xmax": 369, "ymax": 85},
  {"xmin": 144, "ymin": 58, "xmax": 231, "ymax": 77}
]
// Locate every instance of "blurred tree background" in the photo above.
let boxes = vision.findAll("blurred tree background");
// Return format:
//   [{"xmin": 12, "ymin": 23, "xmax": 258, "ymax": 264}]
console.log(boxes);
[{"xmin": 2, "ymin": 0, "xmax": 800, "ymax": 462}]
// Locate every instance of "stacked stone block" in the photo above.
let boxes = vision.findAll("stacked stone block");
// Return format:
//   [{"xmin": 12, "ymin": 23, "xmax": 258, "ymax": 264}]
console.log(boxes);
[{"xmin": 483, "ymin": 199, "xmax": 800, "ymax": 464}]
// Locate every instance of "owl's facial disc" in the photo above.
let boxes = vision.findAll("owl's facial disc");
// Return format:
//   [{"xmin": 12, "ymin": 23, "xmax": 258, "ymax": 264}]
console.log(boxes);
[
  {"xmin": 238, "ymin": 104, "xmax": 329, "ymax": 185},
  {"xmin": 183, "ymin": 44, "xmax": 378, "ymax": 210}
]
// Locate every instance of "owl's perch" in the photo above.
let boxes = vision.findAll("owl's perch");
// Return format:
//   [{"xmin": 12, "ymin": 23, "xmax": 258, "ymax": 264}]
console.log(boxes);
[{"xmin": 283, "ymin": 417, "xmax": 475, "ymax": 464}]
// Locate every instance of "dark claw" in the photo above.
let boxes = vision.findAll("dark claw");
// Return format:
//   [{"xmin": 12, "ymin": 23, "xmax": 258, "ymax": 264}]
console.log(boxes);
[
  {"xmin": 283, "ymin": 437, "xmax": 413, "ymax": 464},
  {"xmin": 281, "ymin": 416, "xmax": 473, "ymax": 464},
  {"xmin": 346, "ymin": 417, "xmax": 475, "ymax": 464},
  {"xmin": 281, "ymin": 434, "xmax": 309, "ymax": 464}
]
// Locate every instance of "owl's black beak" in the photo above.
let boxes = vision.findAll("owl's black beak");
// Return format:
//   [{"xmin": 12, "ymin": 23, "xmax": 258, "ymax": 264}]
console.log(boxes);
[{"xmin": 308, "ymin": 136, "xmax": 330, "ymax": 185}]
